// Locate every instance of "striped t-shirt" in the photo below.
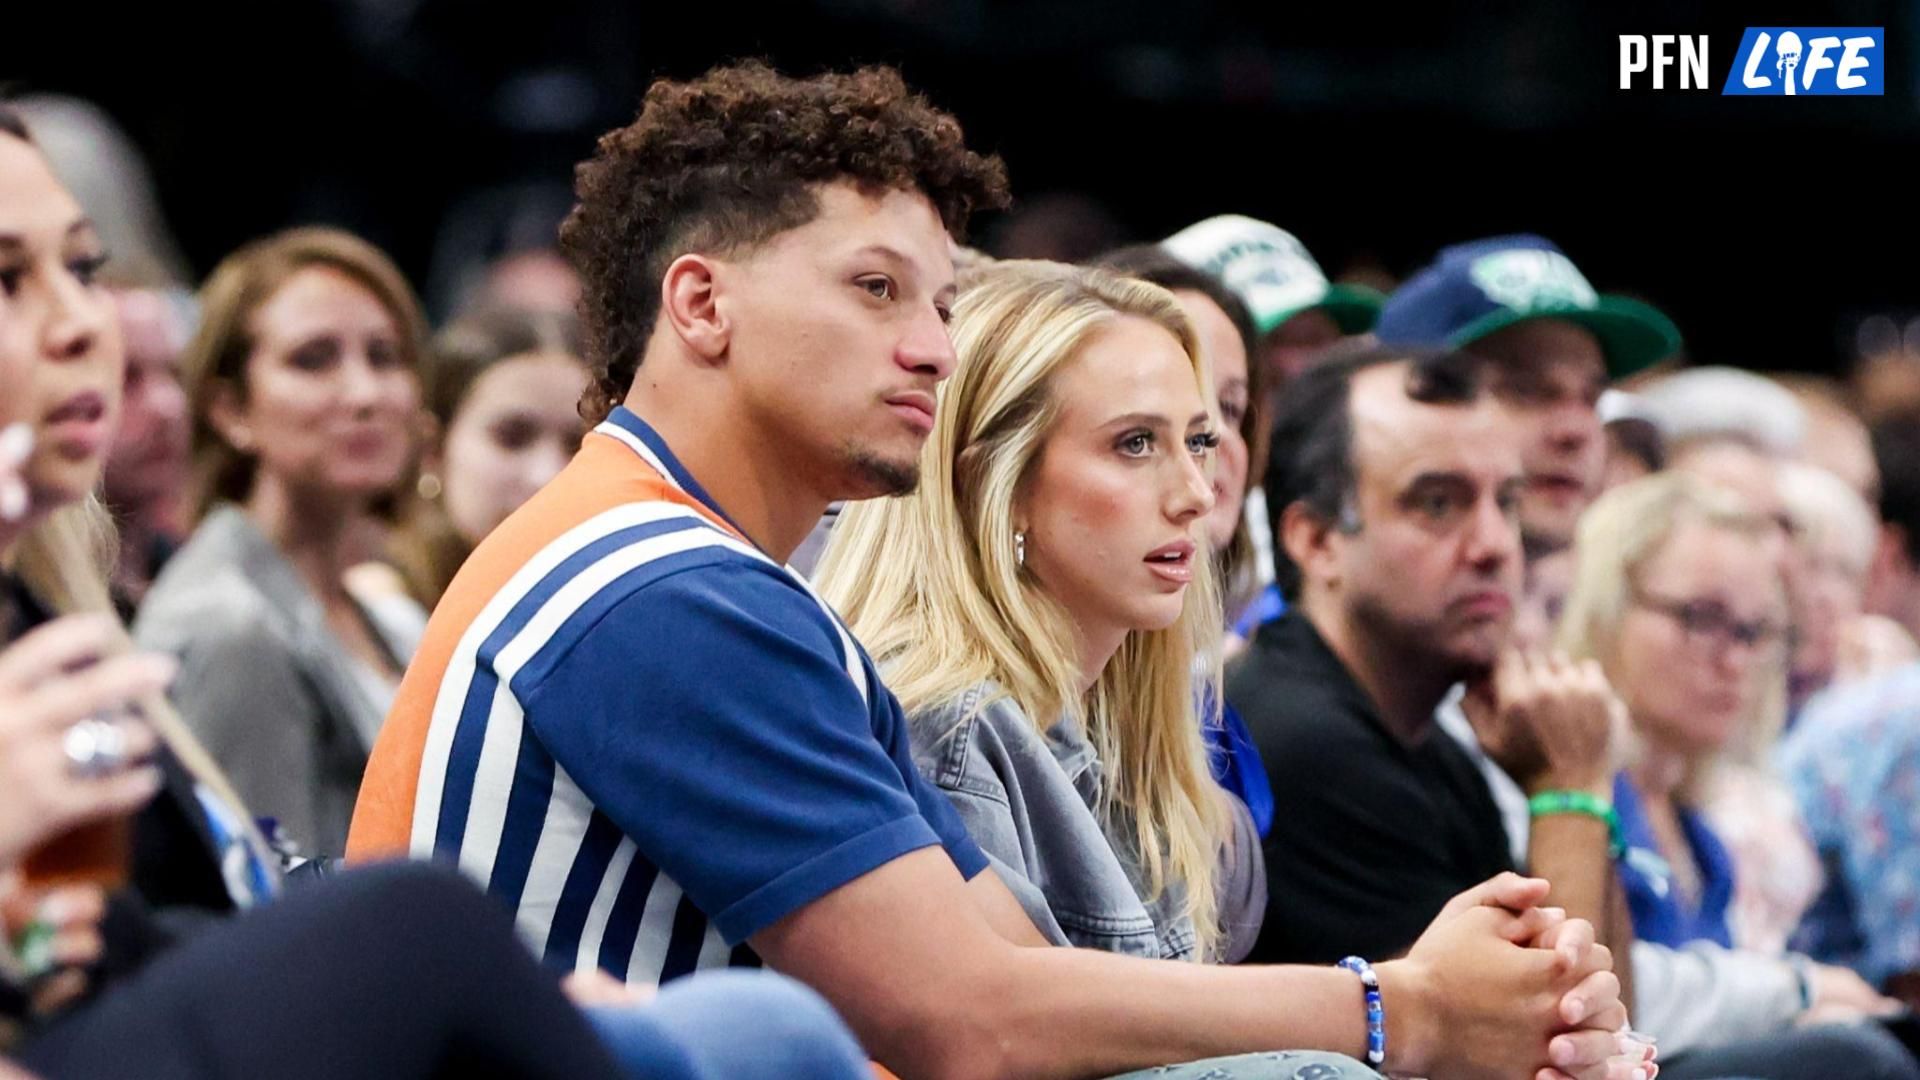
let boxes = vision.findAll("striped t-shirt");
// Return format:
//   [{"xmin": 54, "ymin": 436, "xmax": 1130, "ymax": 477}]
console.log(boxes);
[{"xmin": 348, "ymin": 406, "xmax": 989, "ymax": 983}]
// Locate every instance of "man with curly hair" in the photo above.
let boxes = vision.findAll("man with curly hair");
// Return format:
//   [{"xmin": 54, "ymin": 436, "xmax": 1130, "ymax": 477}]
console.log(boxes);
[{"xmin": 351, "ymin": 63, "xmax": 1642, "ymax": 1080}]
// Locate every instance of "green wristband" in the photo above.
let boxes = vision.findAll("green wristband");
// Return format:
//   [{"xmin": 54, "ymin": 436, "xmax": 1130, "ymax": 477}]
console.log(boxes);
[{"xmin": 1528, "ymin": 789, "xmax": 1626, "ymax": 859}]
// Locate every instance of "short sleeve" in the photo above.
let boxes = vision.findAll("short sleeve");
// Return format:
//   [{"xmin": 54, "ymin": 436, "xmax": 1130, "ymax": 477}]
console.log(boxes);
[{"xmin": 521, "ymin": 559, "xmax": 966, "ymax": 944}]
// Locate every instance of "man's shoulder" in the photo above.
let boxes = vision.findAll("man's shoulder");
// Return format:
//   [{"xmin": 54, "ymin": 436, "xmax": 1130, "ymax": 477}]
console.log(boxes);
[{"xmin": 1227, "ymin": 622, "xmax": 1368, "ymax": 732}]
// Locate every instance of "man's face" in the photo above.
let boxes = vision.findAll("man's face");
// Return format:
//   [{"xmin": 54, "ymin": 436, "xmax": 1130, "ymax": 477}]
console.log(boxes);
[
  {"xmin": 1258, "ymin": 308, "xmax": 1343, "ymax": 387},
  {"xmin": 1320, "ymin": 363, "xmax": 1528, "ymax": 680},
  {"xmin": 717, "ymin": 183, "xmax": 958, "ymax": 502},
  {"xmin": 104, "ymin": 288, "xmax": 190, "ymax": 514},
  {"xmin": 1470, "ymin": 318, "xmax": 1608, "ymax": 551}
]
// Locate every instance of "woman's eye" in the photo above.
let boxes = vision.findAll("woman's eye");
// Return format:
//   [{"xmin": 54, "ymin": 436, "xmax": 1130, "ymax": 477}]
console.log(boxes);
[
  {"xmin": 859, "ymin": 277, "xmax": 895, "ymax": 301},
  {"xmin": 1119, "ymin": 432, "xmax": 1153, "ymax": 456},
  {"xmin": 69, "ymin": 253, "xmax": 109, "ymax": 287},
  {"xmin": 489, "ymin": 418, "xmax": 539, "ymax": 452},
  {"xmin": 1188, "ymin": 432, "xmax": 1220, "ymax": 456},
  {"xmin": 366, "ymin": 339, "xmax": 404, "ymax": 369},
  {"xmin": 289, "ymin": 341, "xmax": 338, "ymax": 372}
]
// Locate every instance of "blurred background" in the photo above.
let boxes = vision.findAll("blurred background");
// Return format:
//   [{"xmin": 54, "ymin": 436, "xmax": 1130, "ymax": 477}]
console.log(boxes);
[{"xmin": 7, "ymin": 0, "xmax": 1917, "ymax": 375}]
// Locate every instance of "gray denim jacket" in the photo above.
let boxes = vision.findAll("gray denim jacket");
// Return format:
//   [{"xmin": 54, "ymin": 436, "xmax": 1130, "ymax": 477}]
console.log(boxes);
[{"xmin": 910, "ymin": 682, "xmax": 1266, "ymax": 961}]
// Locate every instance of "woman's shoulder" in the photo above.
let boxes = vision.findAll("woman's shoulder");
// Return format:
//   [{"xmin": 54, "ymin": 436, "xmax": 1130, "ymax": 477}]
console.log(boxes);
[
  {"xmin": 904, "ymin": 681, "xmax": 1050, "ymax": 791},
  {"xmin": 136, "ymin": 529, "xmax": 285, "ymax": 649},
  {"xmin": 908, "ymin": 680, "xmax": 1043, "ymax": 748}
]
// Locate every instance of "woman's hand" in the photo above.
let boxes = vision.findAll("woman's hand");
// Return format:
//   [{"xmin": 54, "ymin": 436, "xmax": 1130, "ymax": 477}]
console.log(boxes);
[
  {"xmin": 0, "ymin": 615, "xmax": 171, "ymax": 866},
  {"xmin": 0, "ymin": 872, "xmax": 106, "ymax": 1014}
]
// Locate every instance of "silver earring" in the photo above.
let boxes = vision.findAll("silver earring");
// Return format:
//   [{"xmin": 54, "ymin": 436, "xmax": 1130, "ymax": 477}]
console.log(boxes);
[
  {"xmin": 1015, "ymin": 531, "xmax": 1026, "ymax": 567},
  {"xmin": 416, "ymin": 473, "xmax": 443, "ymax": 501}
]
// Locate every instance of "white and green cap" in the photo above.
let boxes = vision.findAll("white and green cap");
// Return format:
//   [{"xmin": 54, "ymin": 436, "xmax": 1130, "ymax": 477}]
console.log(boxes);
[{"xmin": 1161, "ymin": 214, "xmax": 1383, "ymax": 336}]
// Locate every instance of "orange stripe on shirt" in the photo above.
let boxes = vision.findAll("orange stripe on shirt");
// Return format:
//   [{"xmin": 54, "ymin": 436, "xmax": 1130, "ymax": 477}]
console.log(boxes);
[{"xmin": 347, "ymin": 431, "xmax": 739, "ymax": 862}]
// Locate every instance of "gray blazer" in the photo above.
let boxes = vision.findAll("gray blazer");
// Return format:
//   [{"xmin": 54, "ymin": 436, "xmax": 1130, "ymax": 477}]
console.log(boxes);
[
  {"xmin": 909, "ymin": 681, "xmax": 1265, "ymax": 961},
  {"xmin": 134, "ymin": 507, "xmax": 421, "ymax": 858}
]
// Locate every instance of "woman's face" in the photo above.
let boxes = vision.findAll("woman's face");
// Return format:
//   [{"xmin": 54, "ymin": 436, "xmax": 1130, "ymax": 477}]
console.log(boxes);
[
  {"xmin": 0, "ymin": 135, "xmax": 122, "ymax": 513},
  {"xmin": 1018, "ymin": 315, "xmax": 1216, "ymax": 657},
  {"xmin": 1609, "ymin": 521, "xmax": 1788, "ymax": 758},
  {"xmin": 1792, "ymin": 525, "xmax": 1869, "ymax": 693},
  {"xmin": 1172, "ymin": 290, "xmax": 1250, "ymax": 555},
  {"xmin": 213, "ymin": 266, "xmax": 421, "ymax": 505},
  {"xmin": 436, "ymin": 351, "xmax": 588, "ymax": 546}
]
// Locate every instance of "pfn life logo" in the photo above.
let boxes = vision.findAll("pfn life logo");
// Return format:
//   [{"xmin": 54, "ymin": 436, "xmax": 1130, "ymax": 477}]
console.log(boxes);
[
  {"xmin": 1618, "ymin": 28, "xmax": 1884, "ymax": 94},
  {"xmin": 1724, "ymin": 28, "xmax": 1883, "ymax": 94}
]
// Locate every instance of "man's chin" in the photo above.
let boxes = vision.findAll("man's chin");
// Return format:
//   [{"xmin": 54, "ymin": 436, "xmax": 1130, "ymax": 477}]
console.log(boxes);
[
  {"xmin": 843, "ymin": 453, "xmax": 920, "ymax": 499},
  {"xmin": 1443, "ymin": 627, "xmax": 1508, "ymax": 681}
]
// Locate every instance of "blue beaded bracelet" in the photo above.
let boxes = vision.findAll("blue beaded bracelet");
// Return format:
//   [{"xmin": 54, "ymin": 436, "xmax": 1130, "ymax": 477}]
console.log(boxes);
[{"xmin": 1337, "ymin": 955, "xmax": 1386, "ymax": 1067}]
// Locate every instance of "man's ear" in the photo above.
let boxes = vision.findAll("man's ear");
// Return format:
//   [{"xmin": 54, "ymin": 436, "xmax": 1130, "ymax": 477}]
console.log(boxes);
[
  {"xmin": 658, "ymin": 253, "xmax": 730, "ymax": 364},
  {"xmin": 1281, "ymin": 499, "xmax": 1345, "ymax": 595}
]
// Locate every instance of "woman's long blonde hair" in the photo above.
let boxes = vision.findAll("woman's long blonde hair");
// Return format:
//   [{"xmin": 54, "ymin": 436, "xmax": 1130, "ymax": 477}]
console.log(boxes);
[
  {"xmin": 1556, "ymin": 472, "xmax": 1785, "ymax": 799},
  {"xmin": 815, "ymin": 260, "xmax": 1228, "ymax": 956}
]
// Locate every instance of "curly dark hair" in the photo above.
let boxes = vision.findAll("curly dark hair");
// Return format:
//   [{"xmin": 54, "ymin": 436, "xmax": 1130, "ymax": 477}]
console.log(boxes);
[{"xmin": 561, "ymin": 61, "xmax": 1010, "ymax": 422}]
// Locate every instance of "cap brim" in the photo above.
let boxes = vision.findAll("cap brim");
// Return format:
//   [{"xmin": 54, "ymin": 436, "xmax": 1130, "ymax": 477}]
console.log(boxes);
[
  {"xmin": 1449, "ymin": 295, "xmax": 1681, "ymax": 379},
  {"xmin": 1254, "ymin": 283, "xmax": 1386, "ymax": 336}
]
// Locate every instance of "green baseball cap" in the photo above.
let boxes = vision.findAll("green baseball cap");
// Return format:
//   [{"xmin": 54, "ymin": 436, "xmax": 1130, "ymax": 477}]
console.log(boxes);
[{"xmin": 1161, "ymin": 215, "xmax": 1382, "ymax": 336}]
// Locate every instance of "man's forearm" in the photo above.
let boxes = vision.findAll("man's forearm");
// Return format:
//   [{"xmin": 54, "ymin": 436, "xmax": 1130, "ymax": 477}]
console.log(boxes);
[
  {"xmin": 1527, "ymin": 812, "xmax": 1632, "ymax": 1013},
  {"xmin": 977, "ymin": 948, "xmax": 1402, "ymax": 1080}
]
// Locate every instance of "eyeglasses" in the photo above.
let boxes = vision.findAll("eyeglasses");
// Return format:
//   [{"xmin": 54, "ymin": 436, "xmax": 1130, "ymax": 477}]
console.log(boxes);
[{"xmin": 1629, "ymin": 587, "xmax": 1788, "ymax": 654}]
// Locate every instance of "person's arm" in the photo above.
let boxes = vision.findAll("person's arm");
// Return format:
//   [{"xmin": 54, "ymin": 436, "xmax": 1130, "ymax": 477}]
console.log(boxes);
[
  {"xmin": 758, "ymin": 855, "xmax": 1632, "ymax": 1080},
  {"xmin": 0, "ymin": 616, "xmax": 168, "ymax": 865},
  {"xmin": 531, "ymin": 572, "xmax": 1633, "ymax": 1079},
  {"xmin": 1629, "ymin": 939, "xmax": 1802, "ymax": 1056},
  {"xmin": 965, "ymin": 868, "xmax": 1054, "ymax": 948},
  {"xmin": 1527, "ymin": 819, "xmax": 1636, "ymax": 1013},
  {"xmin": 1466, "ymin": 651, "xmax": 1632, "ymax": 1012}
]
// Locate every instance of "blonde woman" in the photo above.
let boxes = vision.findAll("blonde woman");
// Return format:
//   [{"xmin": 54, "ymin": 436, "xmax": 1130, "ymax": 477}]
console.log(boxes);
[
  {"xmin": 1557, "ymin": 473, "xmax": 1903, "ymax": 1028},
  {"xmin": 816, "ymin": 260, "xmax": 1254, "ymax": 962}
]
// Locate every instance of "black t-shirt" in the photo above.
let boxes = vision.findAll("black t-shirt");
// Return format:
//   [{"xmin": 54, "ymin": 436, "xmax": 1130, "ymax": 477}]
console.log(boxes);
[{"xmin": 1225, "ymin": 611, "xmax": 1515, "ymax": 964}]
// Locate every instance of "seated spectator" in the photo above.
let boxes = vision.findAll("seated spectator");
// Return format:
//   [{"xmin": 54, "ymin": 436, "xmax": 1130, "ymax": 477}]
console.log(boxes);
[
  {"xmin": 1090, "ymin": 245, "xmax": 1273, "ymax": 834},
  {"xmin": 135, "ymin": 227, "xmax": 432, "ymax": 858},
  {"xmin": 0, "ymin": 101, "xmax": 867, "ymax": 1080},
  {"xmin": 1373, "ymin": 234, "xmax": 1682, "ymax": 558},
  {"xmin": 1773, "ymin": 375, "xmax": 1879, "ymax": 504},
  {"xmin": 1779, "ymin": 462, "xmax": 1909, "ymax": 702},
  {"xmin": 366, "ymin": 305, "xmax": 589, "ymax": 611},
  {"xmin": 1231, "ymin": 344, "xmax": 1911, "ymax": 1079},
  {"xmin": 817, "ymin": 259, "xmax": 1259, "ymax": 961},
  {"xmin": 1161, "ymin": 215, "xmax": 1382, "ymax": 393},
  {"xmin": 101, "ymin": 287, "xmax": 192, "ymax": 614},
  {"xmin": 1225, "ymin": 346, "xmax": 1626, "ymax": 970},
  {"xmin": 351, "ymin": 62, "xmax": 1638, "ymax": 1080},
  {"xmin": 1557, "ymin": 474, "xmax": 1913, "ymax": 1073},
  {"xmin": 1782, "ymin": 439, "xmax": 1920, "ymax": 1007}
]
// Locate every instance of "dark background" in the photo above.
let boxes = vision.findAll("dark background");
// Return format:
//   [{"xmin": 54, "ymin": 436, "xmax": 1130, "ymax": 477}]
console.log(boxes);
[{"xmin": 9, "ymin": 0, "xmax": 1915, "ymax": 373}]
